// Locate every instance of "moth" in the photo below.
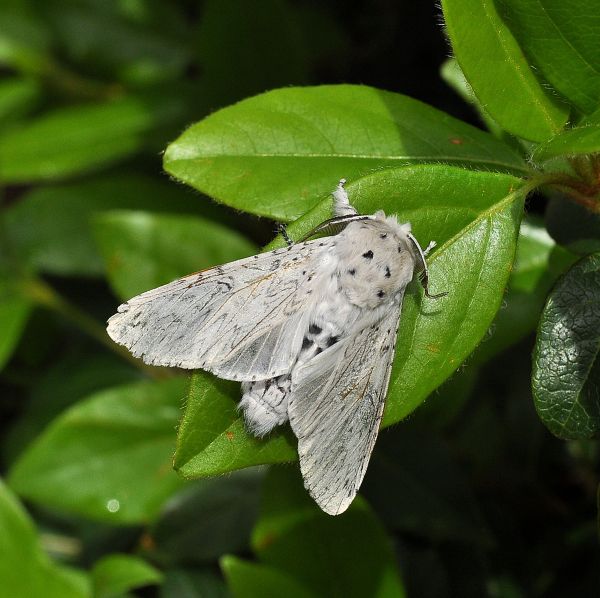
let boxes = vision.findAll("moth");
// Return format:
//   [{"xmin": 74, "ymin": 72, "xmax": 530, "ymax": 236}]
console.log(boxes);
[{"xmin": 107, "ymin": 179, "xmax": 445, "ymax": 515}]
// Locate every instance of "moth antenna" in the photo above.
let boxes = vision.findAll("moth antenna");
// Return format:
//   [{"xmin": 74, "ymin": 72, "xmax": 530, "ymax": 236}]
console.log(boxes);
[
  {"xmin": 297, "ymin": 214, "xmax": 374, "ymax": 243},
  {"xmin": 407, "ymin": 233, "xmax": 448, "ymax": 300}
]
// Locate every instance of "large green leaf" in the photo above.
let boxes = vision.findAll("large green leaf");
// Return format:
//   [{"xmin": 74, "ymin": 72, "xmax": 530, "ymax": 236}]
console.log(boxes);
[
  {"xmin": 94, "ymin": 210, "xmax": 258, "ymax": 299},
  {"xmin": 3, "ymin": 175, "xmax": 212, "ymax": 278},
  {"xmin": 532, "ymin": 253, "xmax": 600, "ymax": 438},
  {"xmin": 8, "ymin": 378, "xmax": 188, "ymax": 524},
  {"xmin": 442, "ymin": 0, "xmax": 569, "ymax": 141},
  {"xmin": 0, "ymin": 93, "xmax": 189, "ymax": 183},
  {"xmin": 250, "ymin": 467, "xmax": 406, "ymax": 598},
  {"xmin": 164, "ymin": 84, "xmax": 527, "ymax": 221},
  {"xmin": 175, "ymin": 165, "xmax": 525, "ymax": 478},
  {"xmin": 92, "ymin": 554, "xmax": 163, "ymax": 598},
  {"xmin": 498, "ymin": 0, "xmax": 600, "ymax": 114},
  {"xmin": 0, "ymin": 480, "xmax": 89, "ymax": 598}
]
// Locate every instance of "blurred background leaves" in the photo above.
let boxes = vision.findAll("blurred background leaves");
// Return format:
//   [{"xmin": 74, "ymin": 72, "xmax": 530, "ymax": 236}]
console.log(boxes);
[{"xmin": 1, "ymin": 1, "xmax": 599, "ymax": 597}]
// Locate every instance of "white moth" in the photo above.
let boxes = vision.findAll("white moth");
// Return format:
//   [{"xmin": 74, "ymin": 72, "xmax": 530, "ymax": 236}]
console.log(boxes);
[{"xmin": 107, "ymin": 179, "xmax": 445, "ymax": 516}]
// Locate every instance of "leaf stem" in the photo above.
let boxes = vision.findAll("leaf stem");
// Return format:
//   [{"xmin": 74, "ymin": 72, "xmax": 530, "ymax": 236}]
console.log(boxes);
[
  {"xmin": 20, "ymin": 276, "xmax": 168, "ymax": 379},
  {"xmin": 528, "ymin": 172, "xmax": 600, "ymax": 213}
]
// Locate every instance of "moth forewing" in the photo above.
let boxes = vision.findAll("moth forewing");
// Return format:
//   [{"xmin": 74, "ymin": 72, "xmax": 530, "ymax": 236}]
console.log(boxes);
[{"xmin": 106, "ymin": 240, "xmax": 331, "ymax": 378}]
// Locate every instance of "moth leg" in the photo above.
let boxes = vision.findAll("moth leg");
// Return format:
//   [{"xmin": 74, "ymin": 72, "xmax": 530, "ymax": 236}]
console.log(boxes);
[
  {"xmin": 277, "ymin": 223, "xmax": 294, "ymax": 246},
  {"xmin": 423, "ymin": 240, "xmax": 437, "ymax": 256}
]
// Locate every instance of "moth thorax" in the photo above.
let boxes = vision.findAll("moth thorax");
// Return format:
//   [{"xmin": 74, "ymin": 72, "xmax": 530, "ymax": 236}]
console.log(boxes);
[{"xmin": 335, "ymin": 220, "xmax": 415, "ymax": 309}]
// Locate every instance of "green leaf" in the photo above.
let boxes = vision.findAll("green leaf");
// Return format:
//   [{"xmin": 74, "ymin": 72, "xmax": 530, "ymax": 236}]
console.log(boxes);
[
  {"xmin": 442, "ymin": 0, "xmax": 569, "ymax": 142},
  {"xmin": 92, "ymin": 554, "xmax": 163, "ymax": 598},
  {"xmin": 175, "ymin": 165, "xmax": 526, "ymax": 477},
  {"xmin": 498, "ymin": 0, "xmax": 600, "ymax": 114},
  {"xmin": 0, "ymin": 93, "xmax": 189, "ymax": 183},
  {"xmin": 0, "ymin": 268, "xmax": 33, "ymax": 370},
  {"xmin": 0, "ymin": 77, "xmax": 40, "ymax": 128},
  {"xmin": 152, "ymin": 469, "xmax": 264, "ymax": 563},
  {"xmin": 8, "ymin": 377, "xmax": 188, "ymax": 524},
  {"xmin": 164, "ymin": 84, "xmax": 527, "ymax": 221},
  {"xmin": 440, "ymin": 58, "xmax": 505, "ymax": 139},
  {"xmin": 532, "ymin": 253, "xmax": 600, "ymax": 438},
  {"xmin": 41, "ymin": 0, "xmax": 190, "ymax": 86},
  {"xmin": 533, "ymin": 125, "xmax": 600, "ymax": 162},
  {"xmin": 221, "ymin": 556, "xmax": 314, "ymax": 598},
  {"xmin": 0, "ymin": 480, "xmax": 90, "ymax": 598},
  {"xmin": 3, "ymin": 175, "xmax": 211, "ymax": 277},
  {"xmin": 251, "ymin": 467, "xmax": 406, "ymax": 598},
  {"xmin": 174, "ymin": 373, "xmax": 296, "ymax": 478},
  {"xmin": 0, "ymin": 0, "xmax": 52, "ymax": 73},
  {"xmin": 472, "ymin": 217, "xmax": 577, "ymax": 363},
  {"xmin": 0, "ymin": 295, "xmax": 32, "ymax": 370},
  {"xmin": 160, "ymin": 568, "xmax": 229, "ymax": 598},
  {"xmin": 3, "ymin": 352, "xmax": 140, "ymax": 463},
  {"xmin": 93, "ymin": 210, "xmax": 257, "ymax": 299}
]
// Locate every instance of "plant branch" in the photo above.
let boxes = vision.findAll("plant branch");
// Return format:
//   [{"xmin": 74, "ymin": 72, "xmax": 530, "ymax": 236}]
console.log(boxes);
[{"xmin": 20, "ymin": 277, "xmax": 169, "ymax": 379}]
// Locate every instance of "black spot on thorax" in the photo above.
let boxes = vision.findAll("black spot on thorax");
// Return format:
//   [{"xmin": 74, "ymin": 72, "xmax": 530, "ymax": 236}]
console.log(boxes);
[{"xmin": 362, "ymin": 250, "xmax": 374, "ymax": 259}]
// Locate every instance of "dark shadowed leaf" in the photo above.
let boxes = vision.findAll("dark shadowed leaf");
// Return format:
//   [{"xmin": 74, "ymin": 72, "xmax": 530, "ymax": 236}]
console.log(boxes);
[
  {"xmin": 545, "ymin": 195, "xmax": 600, "ymax": 255},
  {"xmin": 362, "ymin": 427, "xmax": 492, "ymax": 546},
  {"xmin": 221, "ymin": 556, "xmax": 314, "ymax": 598},
  {"xmin": 160, "ymin": 568, "xmax": 229, "ymax": 598},
  {"xmin": 251, "ymin": 467, "xmax": 405, "ymax": 597},
  {"xmin": 532, "ymin": 253, "xmax": 600, "ymax": 438},
  {"xmin": 152, "ymin": 468, "xmax": 264, "ymax": 564}
]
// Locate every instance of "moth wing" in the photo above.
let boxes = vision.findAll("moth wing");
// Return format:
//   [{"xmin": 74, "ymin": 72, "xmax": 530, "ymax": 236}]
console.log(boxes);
[
  {"xmin": 288, "ymin": 301, "xmax": 403, "ymax": 516},
  {"xmin": 107, "ymin": 241, "xmax": 330, "ymax": 379}
]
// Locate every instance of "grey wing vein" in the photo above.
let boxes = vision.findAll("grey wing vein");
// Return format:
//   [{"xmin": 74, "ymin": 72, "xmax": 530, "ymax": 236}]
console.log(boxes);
[{"xmin": 288, "ymin": 302, "xmax": 403, "ymax": 515}]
